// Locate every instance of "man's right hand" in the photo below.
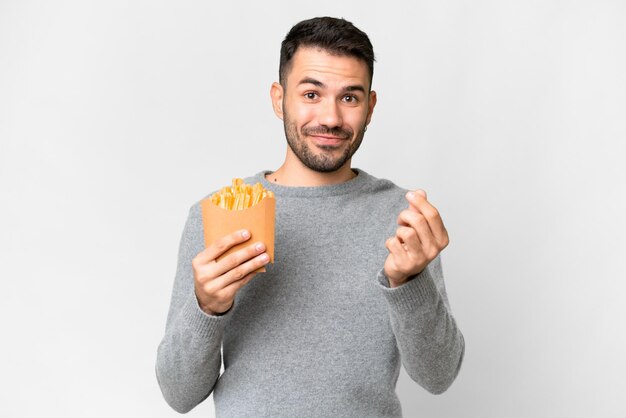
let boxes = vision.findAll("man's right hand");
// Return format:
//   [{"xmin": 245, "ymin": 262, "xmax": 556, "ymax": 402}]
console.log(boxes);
[{"xmin": 192, "ymin": 229, "xmax": 270, "ymax": 315}]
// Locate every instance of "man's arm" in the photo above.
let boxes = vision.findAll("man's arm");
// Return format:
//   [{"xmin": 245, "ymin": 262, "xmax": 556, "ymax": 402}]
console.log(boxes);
[
  {"xmin": 155, "ymin": 205, "xmax": 226, "ymax": 413},
  {"xmin": 377, "ymin": 256, "xmax": 464, "ymax": 394},
  {"xmin": 155, "ymin": 204, "xmax": 271, "ymax": 413},
  {"xmin": 380, "ymin": 190, "xmax": 464, "ymax": 393}
]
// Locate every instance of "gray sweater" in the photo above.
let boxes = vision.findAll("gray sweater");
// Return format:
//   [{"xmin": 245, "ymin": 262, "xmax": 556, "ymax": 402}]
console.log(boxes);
[{"xmin": 156, "ymin": 169, "xmax": 464, "ymax": 417}]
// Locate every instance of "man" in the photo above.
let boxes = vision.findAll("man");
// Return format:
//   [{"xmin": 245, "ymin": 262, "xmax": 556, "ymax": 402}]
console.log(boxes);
[{"xmin": 156, "ymin": 17, "xmax": 464, "ymax": 417}]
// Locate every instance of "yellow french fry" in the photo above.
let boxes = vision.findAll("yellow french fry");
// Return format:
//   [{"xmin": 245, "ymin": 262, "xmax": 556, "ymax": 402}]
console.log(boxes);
[{"xmin": 209, "ymin": 179, "xmax": 274, "ymax": 211}]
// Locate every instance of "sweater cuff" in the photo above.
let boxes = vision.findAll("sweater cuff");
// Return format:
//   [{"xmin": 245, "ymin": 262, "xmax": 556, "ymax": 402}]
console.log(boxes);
[
  {"xmin": 181, "ymin": 292, "xmax": 231, "ymax": 340},
  {"xmin": 376, "ymin": 267, "xmax": 440, "ymax": 312}
]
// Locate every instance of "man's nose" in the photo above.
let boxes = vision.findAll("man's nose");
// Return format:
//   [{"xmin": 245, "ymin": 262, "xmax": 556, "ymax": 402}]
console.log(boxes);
[{"xmin": 317, "ymin": 99, "xmax": 343, "ymax": 128}]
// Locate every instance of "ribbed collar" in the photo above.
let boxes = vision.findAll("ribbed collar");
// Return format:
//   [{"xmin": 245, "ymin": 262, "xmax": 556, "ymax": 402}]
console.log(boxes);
[{"xmin": 250, "ymin": 168, "xmax": 371, "ymax": 198}]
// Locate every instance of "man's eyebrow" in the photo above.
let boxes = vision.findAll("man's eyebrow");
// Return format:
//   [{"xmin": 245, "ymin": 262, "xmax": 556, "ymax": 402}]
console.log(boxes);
[
  {"xmin": 297, "ymin": 78, "xmax": 366, "ymax": 94},
  {"xmin": 298, "ymin": 78, "xmax": 325, "ymax": 88},
  {"xmin": 344, "ymin": 85, "xmax": 366, "ymax": 94}
]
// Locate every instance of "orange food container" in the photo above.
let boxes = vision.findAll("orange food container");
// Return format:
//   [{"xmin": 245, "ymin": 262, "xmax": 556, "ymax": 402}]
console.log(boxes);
[{"xmin": 200, "ymin": 194, "xmax": 275, "ymax": 272}]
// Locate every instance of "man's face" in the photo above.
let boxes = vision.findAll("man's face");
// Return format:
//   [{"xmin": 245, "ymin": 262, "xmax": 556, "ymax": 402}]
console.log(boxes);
[{"xmin": 273, "ymin": 47, "xmax": 377, "ymax": 173}]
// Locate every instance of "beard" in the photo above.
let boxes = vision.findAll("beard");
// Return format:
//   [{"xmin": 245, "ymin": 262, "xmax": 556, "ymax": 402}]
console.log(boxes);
[{"xmin": 282, "ymin": 109, "xmax": 367, "ymax": 173}]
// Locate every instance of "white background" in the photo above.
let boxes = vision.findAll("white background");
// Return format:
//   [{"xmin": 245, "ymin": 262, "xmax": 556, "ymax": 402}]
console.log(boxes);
[{"xmin": 1, "ymin": 1, "xmax": 625, "ymax": 417}]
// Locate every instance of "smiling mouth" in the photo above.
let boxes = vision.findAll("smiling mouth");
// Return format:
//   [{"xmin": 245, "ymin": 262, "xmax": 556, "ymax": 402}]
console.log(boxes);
[
  {"xmin": 310, "ymin": 135, "xmax": 346, "ymax": 147},
  {"xmin": 311, "ymin": 134, "xmax": 345, "ymax": 139}
]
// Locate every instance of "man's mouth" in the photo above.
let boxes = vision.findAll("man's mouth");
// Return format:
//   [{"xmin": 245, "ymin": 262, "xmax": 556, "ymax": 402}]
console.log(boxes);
[
  {"xmin": 304, "ymin": 127, "xmax": 351, "ymax": 146},
  {"xmin": 309, "ymin": 135, "xmax": 346, "ymax": 146}
]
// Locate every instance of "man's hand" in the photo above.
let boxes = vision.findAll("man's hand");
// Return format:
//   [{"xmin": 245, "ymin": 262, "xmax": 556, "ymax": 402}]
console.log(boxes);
[
  {"xmin": 384, "ymin": 190, "xmax": 449, "ymax": 288},
  {"xmin": 192, "ymin": 229, "xmax": 270, "ymax": 315}
]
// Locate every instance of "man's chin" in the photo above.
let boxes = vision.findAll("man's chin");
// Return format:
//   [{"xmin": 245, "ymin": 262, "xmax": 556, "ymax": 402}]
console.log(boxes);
[
  {"xmin": 316, "ymin": 144, "xmax": 342, "ymax": 151},
  {"xmin": 305, "ymin": 154, "xmax": 350, "ymax": 173},
  {"xmin": 307, "ymin": 164, "xmax": 344, "ymax": 173}
]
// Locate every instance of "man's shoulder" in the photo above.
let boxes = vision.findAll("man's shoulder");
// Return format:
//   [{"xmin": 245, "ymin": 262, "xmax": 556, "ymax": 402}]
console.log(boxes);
[
  {"xmin": 359, "ymin": 169, "xmax": 407, "ymax": 193},
  {"xmin": 358, "ymin": 169, "xmax": 409, "ymax": 196},
  {"xmin": 356, "ymin": 169, "xmax": 410, "ymax": 210}
]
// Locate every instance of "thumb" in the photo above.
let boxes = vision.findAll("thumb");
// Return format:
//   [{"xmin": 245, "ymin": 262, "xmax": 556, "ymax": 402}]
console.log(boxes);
[
  {"xmin": 405, "ymin": 189, "xmax": 428, "ymax": 212},
  {"xmin": 414, "ymin": 189, "xmax": 427, "ymax": 199}
]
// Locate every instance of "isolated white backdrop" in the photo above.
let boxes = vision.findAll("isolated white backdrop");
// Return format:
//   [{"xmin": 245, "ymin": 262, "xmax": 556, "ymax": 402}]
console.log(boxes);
[{"xmin": 1, "ymin": 1, "xmax": 625, "ymax": 417}]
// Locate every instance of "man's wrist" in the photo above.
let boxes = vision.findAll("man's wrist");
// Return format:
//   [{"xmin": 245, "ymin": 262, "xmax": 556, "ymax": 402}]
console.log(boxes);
[
  {"xmin": 195, "ymin": 293, "xmax": 232, "ymax": 316},
  {"xmin": 388, "ymin": 269, "xmax": 424, "ymax": 288}
]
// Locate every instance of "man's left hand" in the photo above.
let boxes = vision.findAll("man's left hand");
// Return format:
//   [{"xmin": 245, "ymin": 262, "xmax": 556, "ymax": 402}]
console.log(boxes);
[{"xmin": 384, "ymin": 190, "xmax": 449, "ymax": 288}]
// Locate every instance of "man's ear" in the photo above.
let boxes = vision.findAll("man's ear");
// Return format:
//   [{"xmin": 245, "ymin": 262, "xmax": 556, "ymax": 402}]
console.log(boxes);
[
  {"xmin": 366, "ymin": 90, "xmax": 377, "ymax": 126},
  {"xmin": 270, "ymin": 82, "xmax": 284, "ymax": 120}
]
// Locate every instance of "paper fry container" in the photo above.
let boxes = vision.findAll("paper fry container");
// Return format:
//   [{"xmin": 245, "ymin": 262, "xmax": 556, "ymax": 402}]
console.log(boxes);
[{"xmin": 200, "ymin": 196, "xmax": 275, "ymax": 272}]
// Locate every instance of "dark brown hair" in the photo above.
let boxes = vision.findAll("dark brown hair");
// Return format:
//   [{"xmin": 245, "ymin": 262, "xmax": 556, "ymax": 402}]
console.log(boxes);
[{"xmin": 279, "ymin": 17, "xmax": 375, "ymax": 89}]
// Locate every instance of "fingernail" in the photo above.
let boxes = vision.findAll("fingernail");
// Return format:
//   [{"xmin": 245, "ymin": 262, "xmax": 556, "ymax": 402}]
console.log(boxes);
[
  {"xmin": 255, "ymin": 243, "xmax": 264, "ymax": 252},
  {"xmin": 241, "ymin": 230, "xmax": 250, "ymax": 238},
  {"xmin": 406, "ymin": 191, "xmax": 414, "ymax": 199},
  {"xmin": 260, "ymin": 253, "xmax": 269, "ymax": 262}
]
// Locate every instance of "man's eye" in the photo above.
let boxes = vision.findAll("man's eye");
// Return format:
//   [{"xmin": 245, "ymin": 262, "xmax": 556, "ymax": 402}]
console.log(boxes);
[
  {"xmin": 343, "ymin": 95, "xmax": 358, "ymax": 103},
  {"xmin": 304, "ymin": 92, "xmax": 318, "ymax": 100}
]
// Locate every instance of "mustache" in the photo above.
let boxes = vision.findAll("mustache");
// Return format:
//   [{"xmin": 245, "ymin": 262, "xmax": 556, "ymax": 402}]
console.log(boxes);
[{"xmin": 302, "ymin": 126, "xmax": 353, "ymax": 139}]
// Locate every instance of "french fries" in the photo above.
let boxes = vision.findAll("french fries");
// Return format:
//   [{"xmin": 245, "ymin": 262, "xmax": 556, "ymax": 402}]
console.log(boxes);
[
  {"xmin": 201, "ymin": 177, "xmax": 276, "ymax": 271},
  {"xmin": 210, "ymin": 178, "xmax": 275, "ymax": 210}
]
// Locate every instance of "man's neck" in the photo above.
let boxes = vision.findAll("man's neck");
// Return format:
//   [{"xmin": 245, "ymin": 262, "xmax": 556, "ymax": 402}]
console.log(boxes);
[{"xmin": 265, "ymin": 161, "xmax": 357, "ymax": 187}]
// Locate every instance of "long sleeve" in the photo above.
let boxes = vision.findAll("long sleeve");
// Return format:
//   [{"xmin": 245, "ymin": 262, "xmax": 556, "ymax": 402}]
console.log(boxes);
[
  {"xmin": 376, "ymin": 256, "xmax": 465, "ymax": 394},
  {"xmin": 155, "ymin": 170, "xmax": 464, "ymax": 416},
  {"xmin": 155, "ymin": 204, "xmax": 231, "ymax": 413}
]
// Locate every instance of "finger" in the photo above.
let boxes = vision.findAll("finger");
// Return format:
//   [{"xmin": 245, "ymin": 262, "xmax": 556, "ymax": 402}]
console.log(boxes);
[
  {"xmin": 195, "ymin": 229, "xmax": 251, "ymax": 265},
  {"xmin": 396, "ymin": 225, "xmax": 422, "ymax": 253},
  {"xmin": 222, "ymin": 271, "xmax": 257, "ymax": 297},
  {"xmin": 218, "ymin": 252, "xmax": 270, "ymax": 288},
  {"xmin": 385, "ymin": 236, "xmax": 412, "ymax": 277},
  {"xmin": 397, "ymin": 209, "xmax": 434, "ymax": 246},
  {"xmin": 404, "ymin": 192, "xmax": 448, "ymax": 247},
  {"xmin": 386, "ymin": 236, "xmax": 408, "ymax": 260},
  {"xmin": 398, "ymin": 209, "xmax": 442, "ymax": 259},
  {"xmin": 210, "ymin": 241, "xmax": 267, "ymax": 279},
  {"xmin": 405, "ymin": 190, "xmax": 430, "ymax": 214},
  {"xmin": 405, "ymin": 189, "xmax": 427, "ymax": 213}
]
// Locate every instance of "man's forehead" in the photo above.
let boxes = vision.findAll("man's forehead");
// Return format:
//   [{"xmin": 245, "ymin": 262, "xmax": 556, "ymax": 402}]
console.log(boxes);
[{"xmin": 288, "ymin": 47, "xmax": 370, "ymax": 87}]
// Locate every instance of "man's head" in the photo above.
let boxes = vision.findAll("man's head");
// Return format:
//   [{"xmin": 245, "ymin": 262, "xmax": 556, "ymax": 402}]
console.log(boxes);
[
  {"xmin": 271, "ymin": 17, "xmax": 377, "ymax": 174},
  {"xmin": 279, "ymin": 17, "xmax": 375, "ymax": 90}
]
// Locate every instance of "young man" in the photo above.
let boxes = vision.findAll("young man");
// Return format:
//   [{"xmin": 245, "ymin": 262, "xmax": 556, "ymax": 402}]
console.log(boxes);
[{"xmin": 156, "ymin": 17, "xmax": 464, "ymax": 417}]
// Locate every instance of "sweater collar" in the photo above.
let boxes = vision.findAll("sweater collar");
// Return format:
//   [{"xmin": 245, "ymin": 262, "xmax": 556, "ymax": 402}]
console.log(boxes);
[{"xmin": 251, "ymin": 168, "xmax": 371, "ymax": 198}]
